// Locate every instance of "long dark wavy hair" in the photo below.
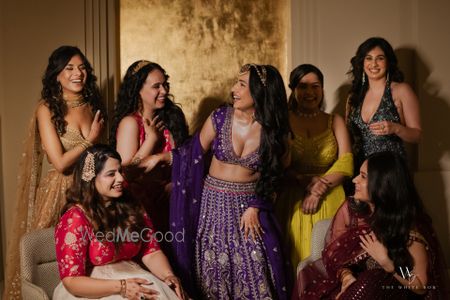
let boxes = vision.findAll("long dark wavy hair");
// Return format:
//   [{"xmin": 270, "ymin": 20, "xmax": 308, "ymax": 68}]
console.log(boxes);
[
  {"xmin": 62, "ymin": 144, "xmax": 146, "ymax": 250},
  {"xmin": 347, "ymin": 37, "xmax": 404, "ymax": 111},
  {"xmin": 288, "ymin": 64, "xmax": 325, "ymax": 111},
  {"xmin": 362, "ymin": 152, "xmax": 428, "ymax": 271},
  {"xmin": 247, "ymin": 64, "xmax": 291, "ymax": 200},
  {"xmin": 41, "ymin": 45, "xmax": 104, "ymax": 135},
  {"xmin": 110, "ymin": 60, "xmax": 189, "ymax": 147}
]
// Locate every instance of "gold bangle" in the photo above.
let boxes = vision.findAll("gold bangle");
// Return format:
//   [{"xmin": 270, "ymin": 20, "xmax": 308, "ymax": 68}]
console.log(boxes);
[
  {"xmin": 163, "ymin": 273, "xmax": 175, "ymax": 281},
  {"xmin": 79, "ymin": 139, "xmax": 93, "ymax": 150},
  {"xmin": 168, "ymin": 151, "xmax": 173, "ymax": 166},
  {"xmin": 339, "ymin": 268, "xmax": 353, "ymax": 282},
  {"xmin": 119, "ymin": 279, "xmax": 126, "ymax": 297},
  {"xmin": 130, "ymin": 155, "xmax": 142, "ymax": 166}
]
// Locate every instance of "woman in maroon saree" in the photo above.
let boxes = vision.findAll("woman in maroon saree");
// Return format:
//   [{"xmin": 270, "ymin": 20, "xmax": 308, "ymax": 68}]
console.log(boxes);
[{"xmin": 294, "ymin": 152, "xmax": 449, "ymax": 299}]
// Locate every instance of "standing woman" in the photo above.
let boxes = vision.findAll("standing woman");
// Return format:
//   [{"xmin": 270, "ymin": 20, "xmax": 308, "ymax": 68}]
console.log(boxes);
[
  {"xmin": 277, "ymin": 64, "xmax": 353, "ymax": 271},
  {"xmin": 346, "ymin": 37, "xmax": 421, "ymax": 171},
  {"xmin": 3, "ymin": 45, "xmax": 104, "ymax": 299},
  {"xmin": 111, "ymin": 60, "xmax": 188, "ymax": 238},
  {"xmin": 142, "ymin": 64, "xmax": 292, "ymax": 299}
]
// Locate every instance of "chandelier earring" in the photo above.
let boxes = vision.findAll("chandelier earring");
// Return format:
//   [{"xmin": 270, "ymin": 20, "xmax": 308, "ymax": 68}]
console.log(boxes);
[
  {"xmin": 361, "ymin": 71, "xmax": 366, "ymax": 86},
  {"xmin": 386, "ymin": 72, "xmax": 390, "ymax": 83}
]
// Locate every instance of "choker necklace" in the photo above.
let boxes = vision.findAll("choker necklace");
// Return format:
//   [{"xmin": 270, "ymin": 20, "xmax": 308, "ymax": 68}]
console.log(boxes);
[
  {"xmin": 63, "ymin": 94, "xmax": 87, "ymax": 108},
  {"xmin": 297, "ymin": 110, "xmax": 320, "ymax": 118}
]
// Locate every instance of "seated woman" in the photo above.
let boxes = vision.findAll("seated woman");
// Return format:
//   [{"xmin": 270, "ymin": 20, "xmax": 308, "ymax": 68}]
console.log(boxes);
[
  {"xmin": 53, "ymin": 144, "xmax": 185, "ymax": 300},
  {"xmin": 294, "ymin": 152, "xmax": 449, "ymax": 299}
]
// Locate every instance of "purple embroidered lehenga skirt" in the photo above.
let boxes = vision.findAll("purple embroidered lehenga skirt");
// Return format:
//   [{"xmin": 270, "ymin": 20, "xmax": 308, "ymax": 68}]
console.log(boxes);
[{"xmin": 194, "ymin": 175, "xmax": 274, "ymax": 299}]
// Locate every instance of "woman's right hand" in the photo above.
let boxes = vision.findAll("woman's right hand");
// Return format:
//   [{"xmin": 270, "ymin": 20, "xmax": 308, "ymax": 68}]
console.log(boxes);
[
  {"xmin": 139, "ymin": 154, "xmax": 162, "ymax": 173},
  {"xmin": 124, "ymin": 278, "xmax": 159, "ymax": 300},
  {"xmin": 143, "ymin": 115, "xmax": 164, "ymax": 142},
  {"xmin": 306, "ymin": 176, "xmax": 329, "ymax": 198},
  {"xmin": 302, "ymin": 193, "xmax": 321, "ymax": 214},
  {"xmin": 87, "ymin": 110, "xmax": 104, "ymax": 143}
]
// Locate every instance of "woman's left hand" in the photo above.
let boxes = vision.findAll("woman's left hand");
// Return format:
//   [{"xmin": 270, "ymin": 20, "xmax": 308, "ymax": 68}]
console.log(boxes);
[
  {"xmin": 240, "ymin": 207, "xmax": 263, "ymax": 242},
  {"xmin": 139, "ymin": 154, "xmax": 161, "ymax": 173},
  {"xmin": 359, "ymin": 232, "xmax": 394, "ymax": 271},
  {"xmin": 369, "ymin": 121, "xmax": 398, "ymax": 136},
  {"xmin": 163, "ymin": 275, "xmax": 186, "ymax": 300}
]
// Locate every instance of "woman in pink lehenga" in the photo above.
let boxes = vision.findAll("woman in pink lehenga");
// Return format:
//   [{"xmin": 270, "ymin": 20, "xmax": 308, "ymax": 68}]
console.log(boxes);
[{"xmin": 294, "ymin": 152, "xmax": 449, "ymax": 299}]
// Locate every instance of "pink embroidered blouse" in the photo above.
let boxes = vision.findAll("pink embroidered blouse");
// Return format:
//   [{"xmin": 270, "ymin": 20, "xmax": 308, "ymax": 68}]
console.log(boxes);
[{"xmin": 55, "ymin": 206, "xmax": 160, "ymax": 280}]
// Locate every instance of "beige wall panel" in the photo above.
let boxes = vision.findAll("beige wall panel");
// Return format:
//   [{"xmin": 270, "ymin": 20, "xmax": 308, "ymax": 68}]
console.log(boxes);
[
  {"xmin": 120, "ymin": 0, "xmax": 288, "ymax": 131},
  {"xmin": 415, "ymin": 1, "xmax": 450, "ymax": 171}
]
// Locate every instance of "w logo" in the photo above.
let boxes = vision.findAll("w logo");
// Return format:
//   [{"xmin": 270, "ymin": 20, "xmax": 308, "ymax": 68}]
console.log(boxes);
[{"xmin": 399, "ymin": 266, "xmax": 416, "ymax": 284}]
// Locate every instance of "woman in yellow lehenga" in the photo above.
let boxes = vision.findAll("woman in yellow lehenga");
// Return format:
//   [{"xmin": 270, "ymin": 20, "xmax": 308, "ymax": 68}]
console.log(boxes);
[
  {"xmin": 276, "ymin": 64, "xmax": 353, "ymax": 273},
  {"xmin": 3, "ymin": 46, "xmax": 105, "ymax": 299}
]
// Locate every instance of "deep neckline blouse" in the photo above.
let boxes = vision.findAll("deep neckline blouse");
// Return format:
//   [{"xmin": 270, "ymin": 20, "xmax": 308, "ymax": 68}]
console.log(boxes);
[
  {"xmin": 348, "ymin": 82, "xmax": 405, "ymax": 163},
  {"xmin": 211, "ymin": 105, "xmax": 260, "ymax": 172}
]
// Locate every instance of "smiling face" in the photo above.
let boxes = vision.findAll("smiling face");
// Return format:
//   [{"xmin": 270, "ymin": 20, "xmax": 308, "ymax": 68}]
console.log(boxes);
[
  {"xmin": 57, "ymin": 55, "xmax": 87, "ymax": 97},
  {"xmin": 94, "ymin": 157, "xmax": 124, "ymax": 202},
  {"xmin": 353, "ymin": 160, "xmax": 370, "ymax": 204},
  {"xmin": 294, "ymin": 72, "xmax": 323, "ymax": 112},
  {"xmin": 139, "ymin": 69, "xmax": 168, "ymax": 111},
  {"xmin": 231, "ymin": 71, "xmax": 254, "ymax": 111},
  {"xmin": 364, "ymin": 46, "xmax": 388, "ymax": 81}
]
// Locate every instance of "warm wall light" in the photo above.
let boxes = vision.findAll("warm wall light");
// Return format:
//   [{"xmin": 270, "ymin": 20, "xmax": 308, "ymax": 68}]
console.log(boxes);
[{"xmin": 120, "ymin": 0, "xmax": 287, "ymax": 131}]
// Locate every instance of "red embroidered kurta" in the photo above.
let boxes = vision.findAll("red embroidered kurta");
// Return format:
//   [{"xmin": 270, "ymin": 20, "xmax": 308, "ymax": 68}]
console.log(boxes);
[{"xmin": 55, "ymin": 206, "xmax": 160, "ymax": 279}]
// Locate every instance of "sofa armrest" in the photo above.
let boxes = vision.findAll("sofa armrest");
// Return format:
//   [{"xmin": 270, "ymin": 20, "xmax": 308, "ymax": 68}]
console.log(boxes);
[{"xmin": 21, "ymin": 279, "xmax": 50, "ymax": 300}]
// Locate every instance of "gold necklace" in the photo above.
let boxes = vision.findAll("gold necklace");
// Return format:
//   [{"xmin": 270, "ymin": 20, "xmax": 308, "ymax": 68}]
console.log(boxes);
[
  {"xmin": 63, "ymin": 94, "xmax": 87, "ymax": 108},
  {"xmin": 297, "ymin": 110, "xmax": 320, "ymax": 118}
]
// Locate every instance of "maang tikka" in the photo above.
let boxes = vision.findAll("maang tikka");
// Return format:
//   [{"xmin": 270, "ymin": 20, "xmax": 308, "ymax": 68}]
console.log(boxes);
[{"xmin": 81, "ymin": 152, "xmax": 96, "ymax": 182}]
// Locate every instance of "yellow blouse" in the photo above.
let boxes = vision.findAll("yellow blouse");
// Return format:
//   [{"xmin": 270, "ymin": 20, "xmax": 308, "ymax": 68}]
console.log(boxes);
[{"xmin": 291, "ymin": 115, "xmax": 337, "ymax": 176}]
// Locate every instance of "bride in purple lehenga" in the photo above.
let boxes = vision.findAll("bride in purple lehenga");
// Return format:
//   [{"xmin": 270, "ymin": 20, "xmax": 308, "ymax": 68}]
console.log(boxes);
[
  {"xmin": 294, "ymin": 152, "xmax": 449, "ymax": 299},
  {"xmin": 141, "ymin": 64, "xmax": 292, "ymax": 299}
]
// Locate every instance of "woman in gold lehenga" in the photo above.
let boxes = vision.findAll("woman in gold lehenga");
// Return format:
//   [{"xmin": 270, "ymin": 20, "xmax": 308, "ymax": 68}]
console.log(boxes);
[
  {"xmin": 276, "ymin": 64, "xmax": 353, "ymax": 274},
  {"xmin": 3, "ymin": 46, "xmax": 105, "ymax": 299}
]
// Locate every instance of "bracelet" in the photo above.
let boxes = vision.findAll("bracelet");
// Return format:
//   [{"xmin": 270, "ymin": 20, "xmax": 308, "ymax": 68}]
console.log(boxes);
[
  {"xmin": 163, "ymin": 273, "xmax": 175, "ymax": 281},
  {"xmin": 168, "ymin": 151, "xmax": 173, "ymax": 166},
  {"xmin": 339, "ymin": 268, "xmax": 353, "ymax": 282},
  {"xmin": 119, "ymin": 279, "xmax": 127, "ymax": 297},
  {"xmin": 130, "ymin": 155, "xmax": 142, "ymax": 166},
  {"xmin": 79, "ymin": 139, "xmax": 93, "ymax": 150}
]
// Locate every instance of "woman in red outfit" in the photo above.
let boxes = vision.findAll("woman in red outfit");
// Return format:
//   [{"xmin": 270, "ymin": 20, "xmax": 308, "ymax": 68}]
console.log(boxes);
[{"xmin": 53, "ymin": 144, "xmax": 184, "ymax": 300}]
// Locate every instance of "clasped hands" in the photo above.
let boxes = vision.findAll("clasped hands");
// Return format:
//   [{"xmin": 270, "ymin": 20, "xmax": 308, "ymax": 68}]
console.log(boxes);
[
  {"xmin": 122, "ymin": 275, "xmax": 186, "ymax": 300},
  {"xmin": 302, "ymin": 176, "xmax": 331, "ymax": 214}
]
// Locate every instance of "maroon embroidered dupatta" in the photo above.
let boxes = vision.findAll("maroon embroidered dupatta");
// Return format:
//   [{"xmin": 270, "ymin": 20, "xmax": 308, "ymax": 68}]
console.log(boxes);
[{"xmin": 294, "ymin": 199, "xmax": 449, "ymax": 300}]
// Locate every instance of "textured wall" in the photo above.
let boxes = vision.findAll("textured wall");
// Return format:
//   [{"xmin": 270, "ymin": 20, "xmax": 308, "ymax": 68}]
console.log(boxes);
[{"xmin": 120, "ymin": 0, "xmax": 288, "ymax": 131}]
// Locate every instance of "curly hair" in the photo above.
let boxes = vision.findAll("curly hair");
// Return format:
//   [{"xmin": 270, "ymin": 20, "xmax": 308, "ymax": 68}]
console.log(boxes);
[
  {"xmin": 347, "ymin": 37, "xmax": 404, "ymax": 111},
  {"xmin": 363, "ymin": 152, "xmax": 427, "ymax": 271},
  {"xmin": 41, "ymin": 45, "xmax": 104, "ymax": 135},
  {"xmin": 62, "ymin": 144, "xmax": 147, "ymax": 251},
  {"xmin": 288, "ymin": 64, "xmax": 325, "ymax": 112},
  {"xmin": 110, "ymin": 60, "xmax": 189, "ymax": 147},
  {"xmin": 248, "ymin": 64, "xmax": 291, "ymax": 201}
]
